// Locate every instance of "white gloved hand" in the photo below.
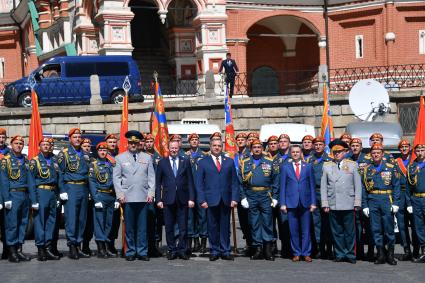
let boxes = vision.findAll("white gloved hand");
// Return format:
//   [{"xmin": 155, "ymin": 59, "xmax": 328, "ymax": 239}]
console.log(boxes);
[
  {"xmin": 94, "ymin": 202, "xmax": 103, "ymax": 209},
  {"xmin": 362, "ymin": 208, "xmax": 369, "ymax": 218},
  {"xmin": 0, "ymin": 204, "xmax": 3, "ymax": 210},
  {"xmin": 32, "ymin": 203, "xmax": 39, "ymax": 210},
  {"xmin": 114, "ymin": 202, "xmax": 120, "ymax": 210},
  {"xmin": 241, "ymin": 198, "xmax": 249, "ymax": 209},
  {"xmin": 59, "ymin": 193, "xmax": 68, "ymax": 201},
  {"xmin": 4, "ymin": 201, "xmax": 12, "ymax": 210},
  {"xmin": 56, "ymin": 201, "xmax": 61, "ymax": 207},
  {"xmin": 271, "ymin": 199, "xmax": 278, "ymax": 208},
  {"xmin": 407, "ymin": 206, "xmax": 413, "ymax": 214},
  {"xmin": 391, "ymin": 205, "xmax": 399, "ymax": 214}
]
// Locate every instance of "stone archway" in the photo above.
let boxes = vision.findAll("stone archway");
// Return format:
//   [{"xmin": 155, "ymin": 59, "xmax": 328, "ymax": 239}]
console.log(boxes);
[{"xmin": 246, "ymin": 15, "xmax": 321, "ymax": 95}]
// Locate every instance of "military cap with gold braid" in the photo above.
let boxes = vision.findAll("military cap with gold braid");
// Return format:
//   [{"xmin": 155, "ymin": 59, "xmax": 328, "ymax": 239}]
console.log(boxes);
[
  {"xmin": 170, "ymin": 134, "xmax": 182, "ymax": 141},
  {"xmin": 125, "ymin": 130, "xmax": 144, "ymax": 143},
  {"xmin": 210, "ymin": 132, "xmax": 222, "ymax": 141},
  {"xmin": 328, "ymin": 139, "xmax": 349, "ymax": 152},
  {"xmin": 340, "ymin": 133, "xmax": 352, "ymax": 140},
  {"xmin": 414, "ymin": 144, "xmax": 425, "ymax": 150},
  {"xmin": 250, "ymin": 139, "xmax": 263, "ymax": 148},
  {"xmin": 370, "ymin": 133, "xmax": 383, "ymax": 141},
  {"xmin": 105, "ymin": 134, "xmax": 117, "ymax": 141},
  {"xmin": 39, "ymin": 137, "xmax": 53, "ymax": 145},
  {"xmin": 279, "ymin": 134, "xmax": 290, "ymax": 141},
  {"xmin": 81, "ymin": 138, "xmax": 91, "ymax": 145},
  {"xmin": 370, "ymin": 143, "xmax": 384, "ymax": 151},
  {"xmin": 247, "ymin": 132, "xmax": 259, "ymax": 139}
]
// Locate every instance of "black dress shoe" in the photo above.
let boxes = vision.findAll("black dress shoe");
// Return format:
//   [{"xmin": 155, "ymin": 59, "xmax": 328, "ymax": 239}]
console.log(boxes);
[
  {"xmin": 346, "ymin": 258, "xmax": 356, "ymax": 264},
  {"xmin": 334, "ymin": 257, "xmax": 345, "ymax": 262},
  {"xmin": 77, "ymin": 247, "xmax": 90, "ymax": 258},
  {"xmin": 137, "ymin": 255, "xmax": 150, "ymax": 261},
  {"xmin": 126, "ymin": 255, "xmax": 136, "ymax": 261},
  {"xmin": 16, "ymin": 246, "xmax": 31, "ymax": 261},
  {"xmin": 221, "ymin": 254, "xmax": 234, "ymax": 261},
  {"xmin": 179, "ymin": 253, "xmax": 190, "ymax": 260},
  {"xmin": 209, "ymin": 255, "xmax": 219, "ymax": 261},
  {"xmin": 68, "ymin": 246, "xmax": 79, "ymax": 260},
  {"xmin": 167, "ymin": 253, "xmax": 177, "ymax": 260}
]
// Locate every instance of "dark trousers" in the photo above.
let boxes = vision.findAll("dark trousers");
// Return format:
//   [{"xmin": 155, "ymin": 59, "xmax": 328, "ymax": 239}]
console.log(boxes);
[
  {"xmin": 124, "ymin": 202, "xmax": 148, "ymax": 257},
  {"xmin": 330, "ymin": 210, "xmax": 356, "ymax": 260},
  {"xmin": 108, "ymin": 207, "xmax": 121, "ymax": 244},
  {"xmin": 34, "ymin": 189, "xmax": 57, "ymax": 246},
  {"xmin": 93, "ymin": 193, "xmax": 115, "ymax": 242},
  {"xmin": 4, "ymin": 192, "xmax": 29, "ymax": 246},
  {"xmin": 287, "ymin": 206, "xmax": 311, "ymax": 256},
  {"xmin": 64, "ymin": 184, "xmax": 88, "ymax": 246},
  {"xmin": 247, "ymin": 191, "xmax": 274, "ymax": 246},
  {"xmin": 164, "ymin": 202, "xmax": 188, "ymax": 255},
  {"xmin": 225, "ymin": 75, "xmax": 236, "ymax": 97},
  {"xmin": 396, "ymin": 191, "xmax": 411, "ymax": 247},
  {"xmin": 279, "ymin": 211, "xmax": 291, "ymax": 254},
  {"xmin": 412, "ymin": 197, "xmax": 425, "ymax": 246},
  {"xmin": 83, "ymin": 199, "xmax": 94, "ymax": 245},
  {"xmin": 237, "ymin": 203, "xmax": 251, "ymax": 245},
  {"xmin": 368, "ymin": 196, "xmax": 395, "ymax": 247},
  {"xmin": 206, "ymin": 201, "xmax": 231, "ymax": 256}
]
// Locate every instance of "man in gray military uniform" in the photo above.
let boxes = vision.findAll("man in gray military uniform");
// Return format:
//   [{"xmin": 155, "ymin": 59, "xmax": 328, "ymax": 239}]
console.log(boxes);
[
  {"xmin": 321, "ymin": 139, "xmax": 362, "ymax": 264},
  {"xmin": 113, "ymin": 131, "xmax": 155, "ymax": 261}
]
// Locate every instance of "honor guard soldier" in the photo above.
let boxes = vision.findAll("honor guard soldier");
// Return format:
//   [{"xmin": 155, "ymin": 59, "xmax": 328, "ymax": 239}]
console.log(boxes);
[
  {"xmin": 362, "ymin": 143, "xmax": 400, "ymax": 265},
  {"xmin": 104, "ymin": 134, "xmax": 120, "ymax": 256},
  {"xmin": 234, "ymin": 132, "xmax": 252, "ymax": 256},
  {"xmin": 29, "ymin": 137, "xmax": 61, "ymax": 261},
  {"xmin": 407, "ymin": 144, "xmax": 425, "ymax": 263},
  {"xmin": 143, "ymin": 133, "xmax": 163, "ymax": 257},
  {"xmin": 0, "ymin": 128, "xmax": 10, "ymax": 260},
  {"xmin": 81, "ymin": 138, "xmax": 94, "ymax": 256},
  {"xmin": 185, "ymin": 133, "xmax": 208, "ymax": 254},
  {"xmin": 240, "ymin": 139, "xmax": 279, "ymax": 261},
  {"xmin": 321, "ymin": 139, "xmax": 362, "ymax": 264},
  {"xmin": 88, "ymin": 142, "xmax": 120, "ymax": 258},
  {"xmin": 309, "ymin": 136, "xmax": 333, "ymax": 259},
  {"xmin": 302, "ymin": 135, "xmax": 314, "ymax": 162},
  {"xmin": 368, "ymin": 133, "xmax": 395, "ymax": 164},
  {"xmin": 246, "ymin": 132, "xmax": 259, "ymax": 148},
  {"xmin": 395, "ymin": 140, "xmax": 414, "ymax": 261},
  {"xmin": 349, "ymin": 137, "xmax": 373, "ymax": 261},
  {"xmin": 0, "ymin": 135, "xmax": 31, "ymax": 263},
  {"xmin": 58, "ymin": 128, "xmax": 91, "ymax": 260},
  {"xmin": 340, "ymin": 133, "xmax": 352, "ymax": 146}
]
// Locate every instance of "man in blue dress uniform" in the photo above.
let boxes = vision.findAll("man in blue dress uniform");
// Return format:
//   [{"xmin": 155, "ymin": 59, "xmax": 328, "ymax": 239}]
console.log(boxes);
[
  {"xmin": 394, "ymin": 139, "xmax": 415, "ymax": 261},
  {"xmin": 407, "ymin": 143, "xmax": 425, "ymax": 263},
  {"xmin": 0, "ymin": 127, "xmax": 10, "ymax": 259},
  {"xmin": 240, "ymin": 139, "xmax": 279, "ymax": 261},
  {"xmin": 308, "ymin": 136, "xmax": 333, "ymax": 259},
  {"xmin": 185, "ymin": 133, "xmax": 208, "ymax": 254},
  {"xmin": 57, "ymin": 128, "xmax": 91, "ymax": 259},
  {"xmin": 88, "ymin": 141, "xmax": 120, "ymax": 258},
  {"xmin": 29, "ymin": 137, "xmax": 61, "ymax": 261},
  {"xmin": 1, "ymin": 135, "xmax": 31, "ymax": 263},
  {"xmin": 362, "ymin": 143, "xmax": 400, "ymax": 265}
]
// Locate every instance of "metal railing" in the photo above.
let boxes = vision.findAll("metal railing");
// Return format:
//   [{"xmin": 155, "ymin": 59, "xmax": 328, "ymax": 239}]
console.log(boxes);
[{"xmin": 330, "ymin": 63, "xmax": 425, "ymax": 94}]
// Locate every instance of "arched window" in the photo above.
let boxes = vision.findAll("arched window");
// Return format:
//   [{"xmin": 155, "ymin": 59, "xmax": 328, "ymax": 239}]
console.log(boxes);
[{"xmin": 251, "ymin": 66, "xmax": 279, "ymax": 96}]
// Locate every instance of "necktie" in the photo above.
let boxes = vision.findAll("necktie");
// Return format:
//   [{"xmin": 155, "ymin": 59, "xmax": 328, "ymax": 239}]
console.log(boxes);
[
  {"xmin": 337, "ymin": 162, "xmax": 341, "ymax": 170},
  {"xmin": 133, "ymin": 154, "xmax": 137, "ymax": 162},
  {"xmin": 216, "ymin": 157, "xmax": 221, "ymax": 172},
  {"xmin": 295, "ymin": 162, "xmax": 300, "ymax": 179},
  {"xmin": 172, "ymin": 157, "xmax": 177, "ymax": 177}
]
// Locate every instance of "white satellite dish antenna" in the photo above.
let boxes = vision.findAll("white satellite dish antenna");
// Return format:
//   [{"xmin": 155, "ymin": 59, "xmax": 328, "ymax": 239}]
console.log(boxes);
[{"xmin": 349, "ymin": 79, "xmax": 390, "ymax": 121}]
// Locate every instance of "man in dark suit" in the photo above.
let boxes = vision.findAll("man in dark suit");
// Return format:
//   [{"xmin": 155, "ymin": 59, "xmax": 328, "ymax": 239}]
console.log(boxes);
[
  {"xmin": 156, "ymin": 140, "xmax": 195, "ymax": 260},
  {"xmin": 280, "ymin": 145, "xmax": 316, "ymax": 262},
  {"xmin": 219, "ymin": 52, "xmax": 239, "ymax": 98},
  {"xmin": 196, "ymin": 139, "xmax": 239, "ymax": 261}
]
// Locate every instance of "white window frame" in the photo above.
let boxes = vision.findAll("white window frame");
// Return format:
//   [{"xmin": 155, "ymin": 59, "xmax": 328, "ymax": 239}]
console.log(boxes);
[
  {"xmin": 420, "ymin": 30, "xmax": 425, "ymax": 55},
  {"xmin": 355, "ymin": 35, "xmax": 364, "ymax": 59},
  {"xmin": 0, "ymin": 58, "xmax": 4, "ymax": 78}
]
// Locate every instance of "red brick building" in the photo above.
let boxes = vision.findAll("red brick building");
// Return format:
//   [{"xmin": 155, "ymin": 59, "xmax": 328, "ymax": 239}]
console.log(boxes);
[{"xmin": 1, "ymin": 0, "xmax": 425, "ymax": 96}]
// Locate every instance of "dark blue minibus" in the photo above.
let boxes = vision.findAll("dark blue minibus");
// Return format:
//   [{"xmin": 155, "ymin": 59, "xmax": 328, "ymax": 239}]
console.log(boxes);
[{"xmin": 4, "ymin": 55, "xmax": 143, "ymax": 107}]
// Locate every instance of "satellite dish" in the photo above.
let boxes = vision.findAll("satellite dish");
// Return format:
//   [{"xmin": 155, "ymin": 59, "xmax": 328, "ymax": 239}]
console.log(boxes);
[{"xmin": 349, "ymin": 79, "xmax": 390, "ymax": 121}]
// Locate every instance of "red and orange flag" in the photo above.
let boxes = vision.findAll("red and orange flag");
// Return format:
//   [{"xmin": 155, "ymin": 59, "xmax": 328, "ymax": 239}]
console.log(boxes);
[
  {"xmin": 28, "ymin": 89, "xmax": 43, "ymax": 159},
  {"xmin": 412, "ymin": 96, "xmax": 425, "ymax": 161}
]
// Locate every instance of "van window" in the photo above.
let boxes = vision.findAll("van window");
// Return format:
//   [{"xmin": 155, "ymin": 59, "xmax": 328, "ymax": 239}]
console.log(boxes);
[
  {"xmin": 96, "ymin": 62, "xmax": 129, "ymax": 76},
  {"xmin": 41, "ymin": 64, "xmax": 61, "ymax": 78},
  {"xmin": 66, "ymin": 63, "xmax": 96, "ymax": 77}
]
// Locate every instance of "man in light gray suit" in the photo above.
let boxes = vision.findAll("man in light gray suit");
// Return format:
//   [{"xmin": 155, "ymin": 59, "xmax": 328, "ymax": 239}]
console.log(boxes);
[
  {"xmin": 113, "ymin": 131, "xmax": 155, "ymax": 261},
  {"xmin": 321, "ymin": 139, "xmax": 362, "ymax": 264}
]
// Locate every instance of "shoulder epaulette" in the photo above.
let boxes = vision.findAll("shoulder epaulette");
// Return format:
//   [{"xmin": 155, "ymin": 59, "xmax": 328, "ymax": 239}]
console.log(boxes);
[
  {"xmin": 241, "ymin": 157, "xmax": 250, "ymax": 162},
  {"xmin": 202, "ymin": 151, "xmax": 208, "ymax": 155},
  {"xmin": 324, "ymin": 161, "xmax": 334, "ymax": 165},
  {"xmin": 263, "ymin": 156, "xmax": 274, "ymax": 162},
  {"xmin": 387, "ymin": 163, "xmax": 394, "ymax": 168},
  {"xmin": 63, "ymin": 148, "xmax": 68, "ymax": 153},
  {"xmin": 344, "ymin": 159, "xmax": 356, "ymax": 163}
]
